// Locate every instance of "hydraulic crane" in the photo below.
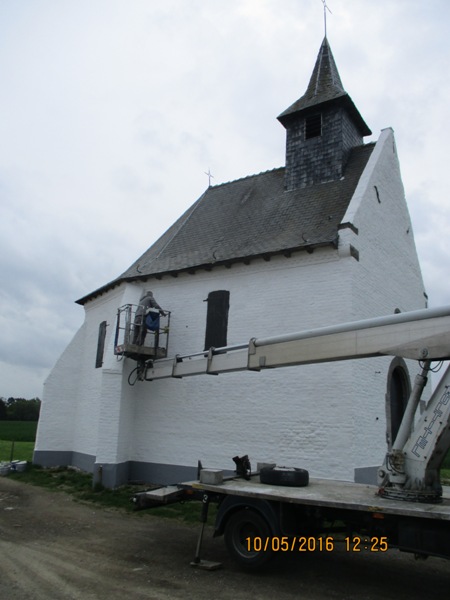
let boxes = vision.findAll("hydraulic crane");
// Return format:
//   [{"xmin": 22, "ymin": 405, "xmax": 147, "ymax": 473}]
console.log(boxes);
[
  {"xmin": 124, "ymin": 305, "xmax": 450, "ymax": 568},
  {"xmin": 131, "ymin": 305, "xmax": 450, "ymax": 503}
]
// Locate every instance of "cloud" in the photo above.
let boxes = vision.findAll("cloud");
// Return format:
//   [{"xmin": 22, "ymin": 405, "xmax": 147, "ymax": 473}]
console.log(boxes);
[{"xmin": 0, "ymin": 0, "xmax": 449, "ymax": 397}]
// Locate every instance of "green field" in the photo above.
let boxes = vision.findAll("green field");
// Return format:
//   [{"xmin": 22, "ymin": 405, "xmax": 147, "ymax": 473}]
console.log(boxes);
[
  {"xmin": 0, "ymin": 421, "xmax": 37, "ymax": 462},
  {"xmin": 0, "ymin": 421, "xmax": 37, "ymax": 442}
]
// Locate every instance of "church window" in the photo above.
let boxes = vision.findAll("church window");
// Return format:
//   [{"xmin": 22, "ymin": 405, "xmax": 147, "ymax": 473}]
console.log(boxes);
[
  {"xmin": 204, "ymin": 290, "xmax": 230, "ymax": 350},
  {"xmin": 305, "ymin": 113, "xmax": 322, "ymax": 139},
  {"xmin": 95, "ymin": 321, "xmax": 107, "ymax": 368}
]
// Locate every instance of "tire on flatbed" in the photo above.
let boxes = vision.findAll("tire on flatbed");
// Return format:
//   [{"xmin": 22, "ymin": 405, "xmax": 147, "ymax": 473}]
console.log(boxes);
[
  {"xmin": 259, "ymin": 466, "xmax": 309, "ymax": 487},
  {"xmin": 224, "ymin": 508, "xmax": 274, "ymax": 570}
]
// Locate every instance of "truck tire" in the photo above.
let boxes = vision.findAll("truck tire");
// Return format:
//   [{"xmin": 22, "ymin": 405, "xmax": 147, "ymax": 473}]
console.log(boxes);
[
  {"xmin": 224, "ymin": 508, "xmax": 274, "ymax": 570},
  {"xmin": 259, "ymin": 466, "xmax": 309, "ymax": 487}
]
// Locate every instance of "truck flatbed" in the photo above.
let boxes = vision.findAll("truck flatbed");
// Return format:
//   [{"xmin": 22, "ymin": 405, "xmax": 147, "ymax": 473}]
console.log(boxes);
[{"xmin": 186, "ymin": 476, "xmax": 450, "ymax": 521}]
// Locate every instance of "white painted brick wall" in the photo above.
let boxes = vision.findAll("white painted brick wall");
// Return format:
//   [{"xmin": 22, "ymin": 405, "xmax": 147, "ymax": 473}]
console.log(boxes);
[
  {"xmin": 127, "ymin": 252, "xmax": 358, "ymax": 479},
  {"xmin": 341, "ymin": 128, "xmax": 428, "ymax": 470},
  {"xmin": 35, "ymin": 285, "xmax": 131, "ymax": 459},
  {"xmin": 35, "ymin": 323, "xmax": 86, "ymax": 452}
]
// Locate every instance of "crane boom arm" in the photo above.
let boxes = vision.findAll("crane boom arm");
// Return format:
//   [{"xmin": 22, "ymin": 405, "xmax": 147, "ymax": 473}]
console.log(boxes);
[
  {"xmin": 141, "ymin": 305, "xmax": 450, "ymax": 503},
  {"xmin": 145, "ymin": 306, "xmax": 450, "ymax": 381}
]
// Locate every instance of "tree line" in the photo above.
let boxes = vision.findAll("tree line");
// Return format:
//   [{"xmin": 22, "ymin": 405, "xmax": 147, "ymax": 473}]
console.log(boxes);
[{"xmin": 0, "ymin": 397, "xmax": 41, "ymax": 421}]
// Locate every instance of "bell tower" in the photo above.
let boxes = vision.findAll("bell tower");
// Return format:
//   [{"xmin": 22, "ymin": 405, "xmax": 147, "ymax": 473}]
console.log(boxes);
[{"xmin": 278, "ymin": 38, "xmax": 371, "ymax": 191}]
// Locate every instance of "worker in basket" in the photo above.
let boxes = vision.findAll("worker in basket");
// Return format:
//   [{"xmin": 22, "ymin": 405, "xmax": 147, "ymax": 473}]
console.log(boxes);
[{"xmin": 132, "ymin": 290, "xmax": 166, "ymax": 346}]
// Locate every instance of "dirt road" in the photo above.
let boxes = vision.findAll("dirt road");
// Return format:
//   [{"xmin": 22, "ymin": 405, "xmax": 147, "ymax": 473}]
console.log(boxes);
[{"xmin": 1, "ymin": 476, "xmax": 449, "ymax": 600}]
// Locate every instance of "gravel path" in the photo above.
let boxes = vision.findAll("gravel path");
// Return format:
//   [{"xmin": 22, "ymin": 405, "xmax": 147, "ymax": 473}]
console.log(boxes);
[{"xmin": 1, "ymin": 476, "xmax": 449, "ymax": 599}]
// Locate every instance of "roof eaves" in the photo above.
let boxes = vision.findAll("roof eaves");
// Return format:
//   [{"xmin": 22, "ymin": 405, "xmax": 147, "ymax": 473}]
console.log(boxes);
[
  {"xmin": 76, "ymin": 239, "xmax": 338, "ymax": 306},
  {"xmin": 278, "ymin": 93, "xmax": 371, "ymax": 137}
]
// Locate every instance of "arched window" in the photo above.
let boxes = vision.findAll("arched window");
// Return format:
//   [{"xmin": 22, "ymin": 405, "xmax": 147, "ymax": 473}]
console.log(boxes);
[{"xmin": 386, "ymin": 359, "xmax": 411, "ymax": 448}]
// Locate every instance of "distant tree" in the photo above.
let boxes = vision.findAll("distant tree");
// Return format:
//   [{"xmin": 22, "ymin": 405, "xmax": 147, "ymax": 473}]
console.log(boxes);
[{"xmin": 3, "ymin": 397, "xmax": 41, "ymax": 421}]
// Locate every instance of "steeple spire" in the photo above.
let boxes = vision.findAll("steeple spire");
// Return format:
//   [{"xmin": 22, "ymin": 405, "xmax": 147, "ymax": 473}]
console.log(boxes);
[
  {"xmin": 278, "ymin": 38, "xmax": 371, "ymax": 191},
  {"xmin": 278, "ymin": 37, "xmax": 369, "ymax": 134},
  {"xmin": 301, "ymin": 37, "xmax": 344, "ymax": 106}
]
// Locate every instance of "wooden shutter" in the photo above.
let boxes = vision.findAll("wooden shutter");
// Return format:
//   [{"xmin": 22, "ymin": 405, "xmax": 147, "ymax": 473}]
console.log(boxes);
[
  {"xmin": 204, "ymin": 291, "xmax": 230, "ymax": 350},
  {"xmin": 95, "ymin": 321, "xmax": 107, "ymax": 368}
]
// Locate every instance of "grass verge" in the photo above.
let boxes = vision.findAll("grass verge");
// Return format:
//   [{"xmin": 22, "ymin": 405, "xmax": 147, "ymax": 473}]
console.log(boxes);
[
  {"xmin": 7, "ymin": 465, "xmax": 209, "ymax": 524},
  {"xmin": 0, "ymin": 421, "xmax": 37, "ymax": 462},
  {"xmin": 6, "ymin": 463, "xmax": 449, "ymax": 527},
  {"xmin": 0, "ymin": 440, "xmax": 34, "ymax": 463}
]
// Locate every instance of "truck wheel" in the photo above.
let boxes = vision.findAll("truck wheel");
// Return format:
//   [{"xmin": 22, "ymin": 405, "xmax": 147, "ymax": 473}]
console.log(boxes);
[
  {"xmin": 224, "ymin": 508, "xmax": 274, "ymax": 570},
  {"xmin": 260, "ymin": 466, "xmax": 309, "ymax": 487}
]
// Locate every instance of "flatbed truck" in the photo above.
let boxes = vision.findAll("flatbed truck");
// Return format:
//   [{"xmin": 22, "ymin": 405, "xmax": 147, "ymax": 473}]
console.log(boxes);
[{"xmin": 126, "ymin": 305, "xmax": 450, "ymax": 569}]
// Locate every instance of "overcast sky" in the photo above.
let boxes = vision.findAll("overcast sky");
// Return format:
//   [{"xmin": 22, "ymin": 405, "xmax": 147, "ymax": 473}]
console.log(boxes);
[{"xmin": 1, "ymin": 0, "xmax": 449, "ymax": 399}]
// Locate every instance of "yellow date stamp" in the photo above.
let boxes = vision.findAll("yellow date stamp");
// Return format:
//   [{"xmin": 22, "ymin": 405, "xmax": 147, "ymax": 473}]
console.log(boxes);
[
  {"xmin": 245, "ymin": 536, "xmax": 389, "ymax": 553},
  {"xmin": 345, "ymin": 536, "xmax": 388, "ymax": 552}
]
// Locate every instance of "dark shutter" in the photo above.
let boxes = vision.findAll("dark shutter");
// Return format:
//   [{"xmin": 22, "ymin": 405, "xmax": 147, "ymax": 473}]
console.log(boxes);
[
  {"xmin": 204, "ymin": 291, "xmax": 230, "ymax": 350},
  {"xmin": 95, "ymin": 321, "xmax": 107, "ymax": 368}
]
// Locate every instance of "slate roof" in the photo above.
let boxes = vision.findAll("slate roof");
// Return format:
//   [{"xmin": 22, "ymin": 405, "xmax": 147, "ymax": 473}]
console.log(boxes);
[
  {"xmin": 77, "ymin": 143, "xmax": 375, "ymax": 304},
  {"xmin": 278, "ymin": 37, "xmax": 371, "ymax": 137}
]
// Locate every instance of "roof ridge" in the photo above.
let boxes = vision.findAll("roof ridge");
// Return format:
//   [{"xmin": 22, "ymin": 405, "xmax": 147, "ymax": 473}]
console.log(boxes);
[{"xmin": 209, "ymin": 166, "xmax": 284, "ymax": 189}]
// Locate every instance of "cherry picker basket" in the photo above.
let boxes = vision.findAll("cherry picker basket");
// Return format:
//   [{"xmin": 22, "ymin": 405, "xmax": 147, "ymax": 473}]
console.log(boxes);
[{"xmin": 114, "ymin": 303, "xmax": 171, "ymax": 361}]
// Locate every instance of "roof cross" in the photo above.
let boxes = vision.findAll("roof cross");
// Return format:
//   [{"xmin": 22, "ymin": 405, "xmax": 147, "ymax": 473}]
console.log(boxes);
[
  {"xmin": 204, "ymin": 168, "xmax": 214, "ymax": 187},
  {"xmin": 321, "ymin": 0, "xmax": 332, "ymax": 38}
]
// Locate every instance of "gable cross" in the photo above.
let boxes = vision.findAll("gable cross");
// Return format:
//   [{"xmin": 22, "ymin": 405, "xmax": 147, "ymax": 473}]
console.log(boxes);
[{"xmin": 204, "ymin": 168, "xmax": 214, "ymax": 187}]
